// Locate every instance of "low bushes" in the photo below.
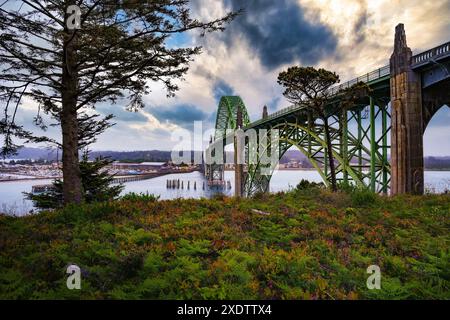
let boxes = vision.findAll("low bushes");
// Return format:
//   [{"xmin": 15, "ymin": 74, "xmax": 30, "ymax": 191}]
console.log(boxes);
[{"xmin": 0, "ymin": 188, "xmax": 448, "ymax": 299}]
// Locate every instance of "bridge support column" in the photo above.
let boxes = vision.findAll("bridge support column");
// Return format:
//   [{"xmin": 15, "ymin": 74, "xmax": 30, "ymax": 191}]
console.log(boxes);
[
  {"xmin": 390, "ymin": 24, "xmax": 424, "ymax": 195},
  {"xmin": 234, "ymin": 105, "xmax": 244, "ymax": 197},
  {"xmin": 341, "ymin": 108, "xmax": 349, "ymax": 185},
  {"xmin": 370, "ymin": 97, "xmax": 376, "ymax": 192}
]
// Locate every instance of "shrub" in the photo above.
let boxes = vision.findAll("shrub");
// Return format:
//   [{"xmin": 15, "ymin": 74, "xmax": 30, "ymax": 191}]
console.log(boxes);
[
  {"xmin": 25, "ymin": 150, "xmax": 123, "ymax": 210},
  {"xmin": 252, "ymin": 220, "xmax": 294, "ymax": 246},
  {"xmin": 1, "ymin": 187, "xmax": 449, "ymax": 300},
  {"xmin": 337, "ymin": 181, "xmax": 358, "ymax": 193},
  {"xmin": 296, "ymin": 179, "xmax": 324, "ymax": 191},
  {"xmin": 350, "ymin": 188, "xmax": 379, "ymax": 207},
  {"xmin": 251, "ymin": 191, "xmax": 269, "ymax": 201},
  {"xmin": 55, "ymin": 202, "xmax": 118, "ymax": 224},
  {"xmin": 121, "ymin": 192, "xmax": 160, "ymax": 202},
  {"xmin": 203, "ymin": 249, "xmax": 257, "ymax": 299}
]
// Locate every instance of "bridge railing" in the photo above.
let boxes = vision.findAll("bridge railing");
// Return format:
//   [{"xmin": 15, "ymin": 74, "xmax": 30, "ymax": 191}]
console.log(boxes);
[
  {"xmin": 248, "ymin": 41, "xmax": 449, "ymax": 129},
  {"xmin": 248, "ymin": 65, "xmax": 390, "ymax": 128},
  {"xmin": 412, "ymin": 42, "xmax": 450, "ymax": 66},
  {"xmin": 248, "ymin": 104, "xmax": 303, "ymax": 128},
  {"xmin": 328, "ymin": 65, "xmax": 390, "ymax": 95}
]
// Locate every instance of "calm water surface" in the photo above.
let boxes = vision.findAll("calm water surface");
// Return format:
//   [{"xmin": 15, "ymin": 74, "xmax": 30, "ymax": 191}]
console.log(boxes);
[{"xmin": 1, "ymin": 170, "xmax": 449, "ymax": 216}]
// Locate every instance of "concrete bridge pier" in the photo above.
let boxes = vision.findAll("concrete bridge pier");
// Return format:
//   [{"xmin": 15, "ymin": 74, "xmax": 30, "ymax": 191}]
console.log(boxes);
[
  {"xmin": 234, "ymin": 105, "xmax": 244, "ymax": 197},
  {"xmin": 390, "ymin": 24, "xmax": 424, "ymax": 195}
]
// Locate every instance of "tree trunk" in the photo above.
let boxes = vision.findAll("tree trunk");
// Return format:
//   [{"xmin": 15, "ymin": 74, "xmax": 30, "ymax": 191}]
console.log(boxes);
[
  {"xmin": 323, "ymin": 117, "xmax": 337, "ymax": 191},
  {"xmin": 61, "ymin": 6, "xmax": 83, "ymax": 204},
  {"xmin": 61, "ymin": 103, "xmax": 82, "ymax": 204}
]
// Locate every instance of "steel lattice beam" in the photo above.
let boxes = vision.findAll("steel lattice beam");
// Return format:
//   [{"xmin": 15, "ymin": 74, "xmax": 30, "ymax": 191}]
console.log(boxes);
[{"xmin": 207, "ymin": 94, "xmax": 392, "ymax": 196}]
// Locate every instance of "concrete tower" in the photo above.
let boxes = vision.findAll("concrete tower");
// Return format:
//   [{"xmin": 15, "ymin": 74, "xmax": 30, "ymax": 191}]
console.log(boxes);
[{"xmin": 390, "ymin": 24, "xmax": 424, "ymax": 195}]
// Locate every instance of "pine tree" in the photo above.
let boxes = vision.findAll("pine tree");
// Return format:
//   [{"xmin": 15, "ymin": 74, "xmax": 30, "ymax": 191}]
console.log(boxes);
[
  {"xmin": 278, "ymin": 67, "xmax": 369, "ymax": 191},
  {"xmin": 25, "ymin": 150, "xmax": 123, "ymax": 210},
  {"xmin": 1, "ymin": 1, "xmax": 237, "ymax": 204}
]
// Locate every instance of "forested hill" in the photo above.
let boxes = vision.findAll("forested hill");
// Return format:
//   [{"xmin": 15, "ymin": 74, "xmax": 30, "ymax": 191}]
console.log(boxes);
[
  {"xmin": 5, "ymin": 147, "xmax": 450, "ymax": 169},
  {"xmin": 424, "ymin": 156, "xmax": 450, "ymax": 170}
]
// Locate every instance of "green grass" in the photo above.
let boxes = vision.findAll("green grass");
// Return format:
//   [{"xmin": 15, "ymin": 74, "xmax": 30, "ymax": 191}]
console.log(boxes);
[{"xmin": 0, "ymin": 188, "xmax": 448, "ymax": 299}]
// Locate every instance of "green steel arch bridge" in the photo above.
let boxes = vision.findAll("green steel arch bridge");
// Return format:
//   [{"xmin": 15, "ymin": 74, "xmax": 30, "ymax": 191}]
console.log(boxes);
[{"xmin": 205, "ymin": 25, "xmax": 450, "ymax": 197}]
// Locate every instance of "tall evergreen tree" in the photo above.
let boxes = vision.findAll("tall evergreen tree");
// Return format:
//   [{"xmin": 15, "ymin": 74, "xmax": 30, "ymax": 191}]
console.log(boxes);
[
  {"xmin": 0, "ymin": 1, "xmax": 236, "ymax": 204},
  {"xmin": 25, "ymin": 150, "xmax": 123, "ymax": 209}
]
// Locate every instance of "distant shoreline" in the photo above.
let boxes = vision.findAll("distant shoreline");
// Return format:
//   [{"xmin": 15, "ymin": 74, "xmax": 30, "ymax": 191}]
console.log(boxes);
[
  {"xmin": 0, "ymin": 177, "xmax": 60, "ymax": 183},
  {"xmin": 2, "ymin": 168, "xmax": 450, "ymax": 183}
]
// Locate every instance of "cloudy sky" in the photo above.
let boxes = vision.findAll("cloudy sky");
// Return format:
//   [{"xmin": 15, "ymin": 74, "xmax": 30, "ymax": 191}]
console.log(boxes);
[{"xmin": 12, "ymin": 0, "xmax": 450, "ymax": 155}]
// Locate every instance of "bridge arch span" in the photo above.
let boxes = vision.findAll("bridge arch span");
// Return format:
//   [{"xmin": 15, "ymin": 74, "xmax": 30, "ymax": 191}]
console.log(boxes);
[
  {"xmin": 205, "ymin": 96, "xmax": 251, "ymax": 187},
  {"xmin": 423, "ymin": 103, "xmax": 450, "ymax": 133},
  {"xmin": 214, "ymin": 96, "xmax": 251, "ymax": 140},
  {"xmin": 423, "ymin": 104, "xmax": 450, "ymax": 159}
]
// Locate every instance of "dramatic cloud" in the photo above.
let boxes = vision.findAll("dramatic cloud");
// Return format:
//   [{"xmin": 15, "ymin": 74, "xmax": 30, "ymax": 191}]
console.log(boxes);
[
  {"xmin": 3, "ymin": 0, "xmax": 449, "ymax": 154},
  {"xmin": 299, "ymin": 0, "xmax": 450, "ymax": 78},
  {"xmin": 222, "ymin": 0, "xmax": 338, "ymax": 69},
  {"xmin": 352, "ymin": 1, "xmax": 369, "ymax": 45},
  {"xmin": 95, "ymin": 103, "xmax": 148, "ymax": 123},
  {"xmin": 213, "ymin": 80, "xmax": 235, "ymax": 102},
  {"xmin": 150, "ymin": 104, "xmax": 209, "ymax": 129}
]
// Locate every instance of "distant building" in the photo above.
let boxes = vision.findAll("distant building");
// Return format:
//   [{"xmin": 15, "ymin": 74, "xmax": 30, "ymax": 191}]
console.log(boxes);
[{"xmin": 286, "ymin": 160, "xmax": 300, "ymax": 168}]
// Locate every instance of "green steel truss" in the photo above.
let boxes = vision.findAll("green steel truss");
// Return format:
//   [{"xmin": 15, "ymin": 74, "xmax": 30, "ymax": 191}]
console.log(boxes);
[
  {"xmin": 206, "ymin": 96, "xmax": 251, "ymax": 185},
  {"xmin": 207, "ymin": 93, "xmax": 392, "ymax": 195},
  {"xmin": 206, "ymin": 40, "xmax": 450, "ymax": 195},
  {"xmin": 245, "ymin": 98, "xmax": 391, "ymax": 195},
  {"xmin": 214, "ymin": 96, "xmax": 251, "ymax": 140}
]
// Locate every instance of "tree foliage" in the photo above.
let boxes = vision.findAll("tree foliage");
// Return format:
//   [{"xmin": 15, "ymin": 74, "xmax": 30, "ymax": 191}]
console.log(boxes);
[
  {"xmin": 25, "ymin": 150, "xmax": 123, "ymax": 209},
  {"xmin": 278, "ymin": 66, "xmax": 370, "ymax": 191},
  {"xmin": 0, "ymin": 1, "xmax": 237, "ymax": 203},
  {"xmin": 278, "ymin": 66, "xmax": 339, "ymax": 116}
]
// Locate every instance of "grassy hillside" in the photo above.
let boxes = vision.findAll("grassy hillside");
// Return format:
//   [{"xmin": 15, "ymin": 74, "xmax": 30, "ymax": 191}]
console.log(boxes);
[{"xmin": 0, "ymin": 187, "xmax": 449, "ymax": 299}]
